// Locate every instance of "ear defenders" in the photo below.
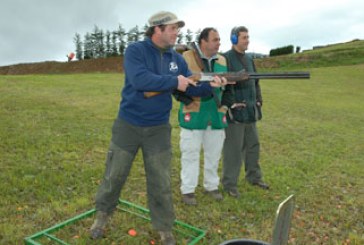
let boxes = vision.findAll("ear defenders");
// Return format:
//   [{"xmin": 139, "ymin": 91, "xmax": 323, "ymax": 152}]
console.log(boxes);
[{"xmin": 230, "ymin": 27, "xmax": 239, "ymax": 45}]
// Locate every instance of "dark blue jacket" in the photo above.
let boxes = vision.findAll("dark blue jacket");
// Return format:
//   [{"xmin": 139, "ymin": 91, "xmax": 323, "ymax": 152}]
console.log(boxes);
[{"xmin": 118, "ymin": 38, "xmax": 213, "ymax": 126}]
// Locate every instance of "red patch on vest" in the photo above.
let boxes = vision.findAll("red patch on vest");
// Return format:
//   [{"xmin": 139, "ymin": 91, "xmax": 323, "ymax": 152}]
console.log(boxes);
[
  {"xmin": 184, "ymin": 113, "xmax": 191, "ymax": 122},
  {"xmin": 223, "ymin": 115, "xmax": 227, "ymax": 123}
]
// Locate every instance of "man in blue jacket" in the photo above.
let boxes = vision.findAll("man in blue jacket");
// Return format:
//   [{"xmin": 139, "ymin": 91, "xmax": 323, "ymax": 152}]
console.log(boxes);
[{"xmin": 89, "ymin": 11, "xmax": 225, "ymax": 245}]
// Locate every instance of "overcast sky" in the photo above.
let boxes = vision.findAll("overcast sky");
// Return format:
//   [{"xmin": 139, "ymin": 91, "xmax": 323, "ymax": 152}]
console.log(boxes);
[{"xmin": 1, "ymin": 0, "xmax": 363, "ymax": 66}]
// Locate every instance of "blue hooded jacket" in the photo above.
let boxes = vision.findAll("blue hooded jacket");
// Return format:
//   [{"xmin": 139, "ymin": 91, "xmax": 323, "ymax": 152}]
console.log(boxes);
[{"xmin": 118, "ymin": 38, "xmax": 213, "ymax": 126}]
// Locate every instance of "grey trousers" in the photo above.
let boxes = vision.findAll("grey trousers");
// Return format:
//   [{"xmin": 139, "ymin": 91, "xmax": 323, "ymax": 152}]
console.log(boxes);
[
  {"xmin": 95, "ymin": 119, "xmax": 175, "ymax": 231},
  {"xmin": 222, "ymin": 122, "xmax": 262, "ymax": 191}
]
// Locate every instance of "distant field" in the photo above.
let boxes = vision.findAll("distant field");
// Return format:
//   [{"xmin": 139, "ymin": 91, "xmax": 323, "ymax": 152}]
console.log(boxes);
[
  {"xmin": 0, "ymin": 65, "xmax": 363, "ymax": 244},
  {"xmin": 256, "ymin": 39, "xmax": 364, "ymax": 69}
]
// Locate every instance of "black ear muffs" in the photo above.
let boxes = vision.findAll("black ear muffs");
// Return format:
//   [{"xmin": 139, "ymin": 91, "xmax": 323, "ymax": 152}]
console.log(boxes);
[{"xmin": 230, "ymin": 27, "xmax": 238, "ymax": 45}]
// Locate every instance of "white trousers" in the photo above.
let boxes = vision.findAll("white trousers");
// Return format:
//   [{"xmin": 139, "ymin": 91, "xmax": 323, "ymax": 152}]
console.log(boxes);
[{"xmin": 180, "ymin": 127, "xmax": 225, "ymax": 194}]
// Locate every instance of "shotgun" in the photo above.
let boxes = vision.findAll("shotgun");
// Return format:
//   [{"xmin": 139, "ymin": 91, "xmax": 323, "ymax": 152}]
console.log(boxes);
[{"xmin": 144, "ymin": 70, "xmax": 310, "ymax": 98}]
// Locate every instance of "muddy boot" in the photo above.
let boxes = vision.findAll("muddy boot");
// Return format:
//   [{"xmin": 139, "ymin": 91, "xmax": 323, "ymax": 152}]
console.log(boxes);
[
  {"xmin": 159, "ymin": 231, "xmax": 176, "ymax": 245},
  {"xmin": 89, "ymin": 211, "xmax": 110, "ymax": 239}
]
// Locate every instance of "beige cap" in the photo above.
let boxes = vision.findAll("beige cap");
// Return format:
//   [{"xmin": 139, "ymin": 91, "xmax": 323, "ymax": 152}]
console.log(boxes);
[{"xmin": 148, "ymin": 11, "xmax": 185, "ymax": 28}]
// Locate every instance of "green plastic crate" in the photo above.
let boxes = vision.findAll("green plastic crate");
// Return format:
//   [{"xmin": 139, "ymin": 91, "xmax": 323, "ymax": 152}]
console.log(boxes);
[{"xmin": 24, "ymin": 199, "xmax": 206, "ymax": 245}]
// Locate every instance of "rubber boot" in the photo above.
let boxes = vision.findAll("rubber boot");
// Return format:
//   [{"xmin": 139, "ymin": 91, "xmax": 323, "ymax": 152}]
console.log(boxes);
[
  {"xmin": 159, "ymin": 231, "xmax": 176, "ymax": 245},
  {"xmin": 89, "ymin": 211, "xmax": 110, "ymax": 239}
]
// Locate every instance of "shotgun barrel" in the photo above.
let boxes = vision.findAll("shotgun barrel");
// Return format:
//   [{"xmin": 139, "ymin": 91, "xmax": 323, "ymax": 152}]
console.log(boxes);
[
  {"xmin": 144, "ymin": 70, "xmax": 310, "ymax": 98},
  {"xmin": 248, "ymin": 71, "xmax": 310, "ymax": 79},
  {"xmin": 196, "ymin": 70, "xmax": 310, "ymax": 82}
]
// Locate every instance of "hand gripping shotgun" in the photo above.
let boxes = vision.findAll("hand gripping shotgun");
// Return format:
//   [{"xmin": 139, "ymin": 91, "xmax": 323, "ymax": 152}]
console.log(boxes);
[{"xmin": 144, "ymin": 69, "xmax": 310, "ymax": 98}]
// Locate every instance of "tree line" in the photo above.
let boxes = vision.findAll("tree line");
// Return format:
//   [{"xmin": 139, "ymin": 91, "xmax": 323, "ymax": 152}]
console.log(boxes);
[
  {"xmin": 73, "ymin": 24, "xmax": 301, "ymax": 60},
  {"xmin": 73, "ymin": 24, "xmax": 199, "ymax": 60}
]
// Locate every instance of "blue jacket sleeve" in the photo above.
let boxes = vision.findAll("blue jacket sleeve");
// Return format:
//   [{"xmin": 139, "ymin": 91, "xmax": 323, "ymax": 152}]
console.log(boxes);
[
  {"xmin": 124, "ymin": 43, "xmax": 178, "ymax": 92},
  {"xmin": 184, "ymin": 82, "xmax": 213, "ymax": 97}
]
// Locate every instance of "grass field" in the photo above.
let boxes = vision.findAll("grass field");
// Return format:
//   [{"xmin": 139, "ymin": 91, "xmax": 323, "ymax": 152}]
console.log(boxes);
[
  {"xmin": 0, "ymin": 65, "xmax": 363, "ymax": 244},
  {"xmin": 256, "ymin": 39, "xmax": 364, "ymax": 69}
]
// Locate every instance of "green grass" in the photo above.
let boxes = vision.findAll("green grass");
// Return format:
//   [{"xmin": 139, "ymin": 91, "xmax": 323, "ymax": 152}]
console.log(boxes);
[
  {"xmin": 256, "ymin": 39, "xmax": 364, "ymax": 69},
  {"xmin": 1, "ymin": 65, "xmax": 363, "ymax": 244}
]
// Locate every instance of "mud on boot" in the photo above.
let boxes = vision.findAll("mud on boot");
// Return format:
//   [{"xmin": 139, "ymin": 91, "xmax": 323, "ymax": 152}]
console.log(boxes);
[
  {"xmin": 89, "ymin": 211, "xmax": 110, "ymax": 239},
  {"xmin": 159, "ymin": 231, "xmax": 176, "ymax": 245}
]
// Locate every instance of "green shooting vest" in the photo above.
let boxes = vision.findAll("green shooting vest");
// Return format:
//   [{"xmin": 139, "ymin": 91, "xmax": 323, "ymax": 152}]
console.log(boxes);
[{"xmin": 178, "ymin": 50, "xmax": 228, "ymax": 129}]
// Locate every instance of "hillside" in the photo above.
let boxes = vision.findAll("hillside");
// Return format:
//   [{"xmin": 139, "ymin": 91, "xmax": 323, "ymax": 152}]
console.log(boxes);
[
  {"xmin": 255, "ymin": 39, "xmax": 364, "ymax": 69},
  {"xmin": 0, "ymin": 39, "xmax": 363, "ymax": 75},
  {"xmin": 0, "ymin": 56, "xmax": 123, "ymax": 75}
]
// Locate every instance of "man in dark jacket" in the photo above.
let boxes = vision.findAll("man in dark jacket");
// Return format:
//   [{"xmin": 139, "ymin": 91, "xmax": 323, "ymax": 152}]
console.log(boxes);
[
  {"xmin": 89, "ymin": 11, "xmax": 224, "ymax": 245},
  {"xmin": 221, "ymin": 26, "xmax": 269, "ymax": 198}
]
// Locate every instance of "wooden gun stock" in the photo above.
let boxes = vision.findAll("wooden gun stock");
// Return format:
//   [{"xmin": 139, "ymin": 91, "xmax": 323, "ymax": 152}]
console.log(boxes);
[
  {"xmin": 143, "ymin": 74, "xmax": 202, "ymax": 98},
  {"xmin": 144, "ymin": 91, "xmax": 163, "ymax": 98}
]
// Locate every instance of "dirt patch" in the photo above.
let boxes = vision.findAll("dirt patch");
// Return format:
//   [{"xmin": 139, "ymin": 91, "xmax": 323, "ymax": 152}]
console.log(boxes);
[
  {"xmin": 0, "ymin": 56, "xmax": 123, "ymax": 75},
  {"xmin": 0, "ymin": 55, "xmax": 274, "ymax": 75}
]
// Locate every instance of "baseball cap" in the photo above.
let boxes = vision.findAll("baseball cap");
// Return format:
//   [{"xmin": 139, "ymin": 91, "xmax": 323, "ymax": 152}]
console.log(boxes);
[{"xmin": 148, "ymin": 11, "xmax": 185, "ymax": 28}]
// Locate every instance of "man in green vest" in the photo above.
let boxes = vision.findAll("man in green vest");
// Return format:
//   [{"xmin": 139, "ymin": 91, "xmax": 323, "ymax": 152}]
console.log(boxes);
[
  {"xmin": 176, "ymin": 27, "xmax": 228, "ymax": 205},
  {"xmin": 221, "ymin": 26, "xmax": 269, "ymax": 198}
]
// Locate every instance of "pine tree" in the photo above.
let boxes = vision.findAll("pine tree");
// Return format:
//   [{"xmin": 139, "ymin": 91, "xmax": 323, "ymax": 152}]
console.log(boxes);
[
  {"xmin": 115, "ymin": 24, "xmax": 126, "ymax": 56},
  {"xmin": 127, "ymin": 26, "xmax": 139, "ymax": 43},
  {"xmin": 105, "ymin": 30, "xmax": 112, "ymax": 57},
  {"xmin": 73, "ymin": 33, "xmax": 83, "ymax": 60},
  {"xmin": 91, "ymin": 25, "xmax": 105, "ymax": 58},
  {"xmin": 111, "ymin": 32, "xmax": 118, "ymax": 56},
  {"xmin": 141, "ymin": 24, "xmax": 148, "ymax": 40},
  {"xmin": 194, "ymin": 28, "xmax": 201, "ymax": 42},
  {"xmin": 185, "ymin": 29, "xmax": 193, "ymax": 43},
  {"xmin": 83, "ymin": 32, "xmax": 93, "ymax": 59}
]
